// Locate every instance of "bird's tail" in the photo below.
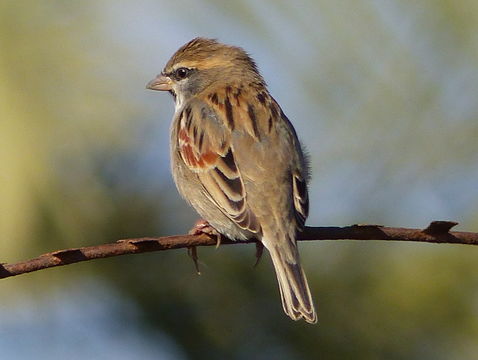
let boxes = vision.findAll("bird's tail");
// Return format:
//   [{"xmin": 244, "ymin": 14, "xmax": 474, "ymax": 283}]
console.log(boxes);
[{"xmin": 265, "ymin": 239, "xmax": 317, "ymax": 324}]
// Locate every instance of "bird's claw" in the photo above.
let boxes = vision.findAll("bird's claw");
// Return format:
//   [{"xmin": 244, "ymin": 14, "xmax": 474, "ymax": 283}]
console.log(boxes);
[
  {"xmin": 187, "ymin": 246, "xmax": 201, "ymax": 275},
  {"xmin": 189, "ymin": 219, "xmax": 222, "ymax": 248},
  {"xmin": 187, "ymin": 219, "xmax": 223, "ymax": 274},
  {"xmin": 254, "ymin": 241, "xmax": 264, "ymax": 268}
]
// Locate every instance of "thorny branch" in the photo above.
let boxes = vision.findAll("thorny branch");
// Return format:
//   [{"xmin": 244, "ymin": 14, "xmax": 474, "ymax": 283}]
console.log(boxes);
[{"xmin": 1, "ymin": 221, "xmax": 476, "ymax": 280}]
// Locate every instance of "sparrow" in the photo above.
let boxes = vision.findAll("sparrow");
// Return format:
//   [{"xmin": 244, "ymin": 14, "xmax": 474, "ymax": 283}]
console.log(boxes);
[{"xmin": 147, "ymin": 38, "xmax": 317, "ymax": 324}]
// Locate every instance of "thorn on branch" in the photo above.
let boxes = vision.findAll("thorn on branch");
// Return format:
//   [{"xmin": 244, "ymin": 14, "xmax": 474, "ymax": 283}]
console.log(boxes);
[{"xmin": 423, "ymin": 221, "xmax": 458, "ymax": 235}]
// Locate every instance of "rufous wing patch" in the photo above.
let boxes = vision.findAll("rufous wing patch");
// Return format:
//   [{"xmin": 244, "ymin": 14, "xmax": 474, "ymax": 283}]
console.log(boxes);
[{"xmin": 178, "ymin": 128, "xmax": 219, "ymax": 169}]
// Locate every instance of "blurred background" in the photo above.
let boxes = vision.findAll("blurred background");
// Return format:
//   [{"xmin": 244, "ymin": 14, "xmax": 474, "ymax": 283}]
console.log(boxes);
[{"xmin": 1, "ymin": 0, "xmax": 478, "ymax": 359}]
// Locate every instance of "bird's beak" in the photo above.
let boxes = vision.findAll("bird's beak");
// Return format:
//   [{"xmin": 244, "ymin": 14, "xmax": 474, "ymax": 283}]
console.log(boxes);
[{"xmin": 146, "ymin": 74, "xmax": 173, "ymax": 91}]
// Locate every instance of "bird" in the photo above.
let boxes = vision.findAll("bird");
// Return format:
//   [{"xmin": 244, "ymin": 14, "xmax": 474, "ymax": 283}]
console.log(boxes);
[{"xmin": 147, "ymin": 38, "xmax": 317, "ymax": 324}]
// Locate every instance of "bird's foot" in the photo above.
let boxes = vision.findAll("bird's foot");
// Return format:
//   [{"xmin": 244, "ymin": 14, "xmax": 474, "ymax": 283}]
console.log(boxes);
[
  {"xmin": 254, "ymin": 242, "xmax": 264, "ymax": 268},
  {"xmin": 187, "ymin": 219, "xmax": 222, "ymax": 275},
  {"xmin": 187, "ymin": 246, "xmax": 201, "ymax": 275},
  {"xmin": 189, "ymin": 219, "xmax": 222, "ymax": 248}
]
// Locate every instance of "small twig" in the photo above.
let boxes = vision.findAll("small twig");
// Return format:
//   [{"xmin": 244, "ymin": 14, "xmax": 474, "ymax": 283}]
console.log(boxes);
[{"xmin": 1, "ymin": 221, "xmax": 476, "ymax": 280}]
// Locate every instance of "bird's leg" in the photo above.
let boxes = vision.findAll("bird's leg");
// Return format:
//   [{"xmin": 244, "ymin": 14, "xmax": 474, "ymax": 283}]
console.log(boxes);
[
  {"xmin": 189, "ymin": 219, "xmax": 222, "ymax": 248},
  {"xmin": 187, "ymin": 246, "xmax": 201, "ymax": 275},
  {"xmin": 187, "ymin": 219, "xmax": 222, "ymax": 275},
  {"xmin": 254, "ymin": 241, "xmax": 264, "ymax": 268}
]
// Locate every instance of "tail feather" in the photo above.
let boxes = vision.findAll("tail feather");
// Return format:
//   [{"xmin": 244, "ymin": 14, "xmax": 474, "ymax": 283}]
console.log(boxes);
[{"xmin": 267, "ymin": 243, "xmax": 317, "ymax": 324}]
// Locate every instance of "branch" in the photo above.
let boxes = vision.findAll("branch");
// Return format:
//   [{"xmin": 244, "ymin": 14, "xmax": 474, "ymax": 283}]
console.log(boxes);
[{"xmin": 1, "ymin": 221, "xmax": 476, "ymax": 280}]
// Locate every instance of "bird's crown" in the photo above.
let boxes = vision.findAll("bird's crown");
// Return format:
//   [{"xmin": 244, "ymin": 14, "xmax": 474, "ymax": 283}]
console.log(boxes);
[{"xmin": 163, "ymin": 38, "xmax": 261, "ymax": 79}]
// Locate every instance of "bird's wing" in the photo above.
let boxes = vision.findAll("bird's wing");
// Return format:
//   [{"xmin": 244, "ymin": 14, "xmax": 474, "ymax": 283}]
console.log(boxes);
[
  {"xmin": 175, "ymin": 86, "xmax": 308, "ymax": 235},
  {"xmin": 292, "ymin": 170, "xmax": 308, "ymax": 231},
  {"xmin": 174, "ymin": 91, "xmax": 261, "ymax": 234}
]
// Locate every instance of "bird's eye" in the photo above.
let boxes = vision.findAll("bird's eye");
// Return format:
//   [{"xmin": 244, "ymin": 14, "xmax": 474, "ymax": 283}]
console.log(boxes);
[{"xmin": 175, "ymin": 67, "xmax": 190, "ymax": 80}]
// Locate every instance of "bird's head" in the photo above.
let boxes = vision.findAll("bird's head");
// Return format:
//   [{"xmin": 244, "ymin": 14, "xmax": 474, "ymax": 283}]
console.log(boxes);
[{"xmin": 147, "ymin": 38, "xmax": 264, "ymax": 105}]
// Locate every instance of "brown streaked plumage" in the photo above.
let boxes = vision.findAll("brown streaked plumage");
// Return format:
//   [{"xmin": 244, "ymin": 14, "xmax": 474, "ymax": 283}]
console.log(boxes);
[{"xmin": 147, "ymin": 38, "xmax": 317, "ymax": 324}]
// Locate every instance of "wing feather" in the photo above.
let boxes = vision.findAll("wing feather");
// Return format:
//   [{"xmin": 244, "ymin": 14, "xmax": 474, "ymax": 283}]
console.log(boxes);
[
  {"xmin": 292, "ymin": 172, "xmax": 309, "ymax": 231},
  {"xmin": 176, "ymin": 99, "xmax": 260, "ymax": 234}
]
